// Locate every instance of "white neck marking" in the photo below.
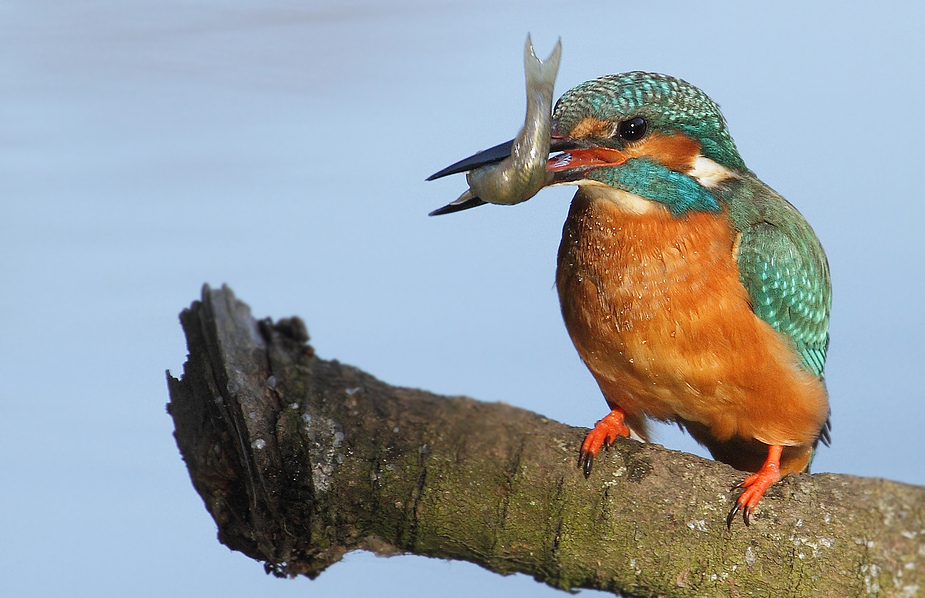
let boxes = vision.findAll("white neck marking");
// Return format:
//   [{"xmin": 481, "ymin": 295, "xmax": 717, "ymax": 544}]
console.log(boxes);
[
  {"xmin": 574, "ymin": 180, "xmax": 662, "ymax": 215},
  {"xmin": 687, "ymin": 155, "xmax": 738, "ymax": 188}
]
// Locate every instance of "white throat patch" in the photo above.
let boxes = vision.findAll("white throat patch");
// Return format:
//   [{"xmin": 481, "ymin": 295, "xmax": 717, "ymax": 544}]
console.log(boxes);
[
  {"xmin": 687, "ymin": 155, "xmax": 738, "ymax": 188},
  {"xmin": 573, "ymin": 180, "xmax": 662, "ymax": 215}
]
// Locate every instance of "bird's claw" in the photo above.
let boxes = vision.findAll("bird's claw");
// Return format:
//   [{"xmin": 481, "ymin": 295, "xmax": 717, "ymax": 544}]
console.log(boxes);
[
  {"xmin": 726, "ymin": 445, "xmax": 783, "ymax": 528},
  {"xmin": 578, "ymin": 409, "xmax": 630, "ymax": 477},
  {"xmin": 579, "ymin": 450, "xmax": 595, "ymax": 478},
  {"xmin": 579, "ymin": 438, "xmax": 617, "ymax": 477},
  {"xmin": 726, "ymin": 500, "xmax": 757, "ymax": 528},
  {"xmin": 743, "ymin": 505, "xmax": 754, "ymax": 527},
  {"xmin": 725, "ymin": 502, "xmax": 741, "ymax": 528},
  {"xmin": 727, "ymin": 470, "xmax": 781, "ymax": 527}
]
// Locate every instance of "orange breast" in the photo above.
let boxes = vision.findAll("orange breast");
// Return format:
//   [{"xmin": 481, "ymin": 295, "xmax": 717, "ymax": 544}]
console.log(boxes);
[{"xmin": 556, "ymin": 189, "xmax": 829, "ymax": 448}]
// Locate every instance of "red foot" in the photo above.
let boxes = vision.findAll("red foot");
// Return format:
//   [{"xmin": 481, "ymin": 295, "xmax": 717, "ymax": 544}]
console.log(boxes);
[
  {"xmin": 579, "ymin": 409, "xmax": 631, "ymax": 478},
  {"xmin": 727, "ymin": 445, "xmax": 783, "ymax": 527}
]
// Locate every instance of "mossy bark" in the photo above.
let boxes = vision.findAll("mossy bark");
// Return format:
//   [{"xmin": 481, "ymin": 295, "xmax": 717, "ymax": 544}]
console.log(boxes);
[{"xmin": 167, "ymin": 285, "xmax": 925, "ymax": 597}]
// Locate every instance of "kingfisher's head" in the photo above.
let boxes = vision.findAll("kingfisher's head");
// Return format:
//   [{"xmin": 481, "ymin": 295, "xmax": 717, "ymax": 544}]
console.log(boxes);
[
  {"xmin": 429, "ymin": 72, "xmax": 749, "ymax": 217},
  {"xmin": 547, "ymin": 72, "xmax": 747, "ymax": 215}
]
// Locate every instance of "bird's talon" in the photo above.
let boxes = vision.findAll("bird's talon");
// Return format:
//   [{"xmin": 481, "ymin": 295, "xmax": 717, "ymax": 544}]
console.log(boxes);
[
  {"xmin": 578, "ymin": 409, "xmax": 631, "ymax": 477},
  {"xmin": 726, "ymin": 503, "xmax": 741, "ymax": 529},
  {"xmin": 581, "ymin": 453, "xmax": 594, "ymax": 478},
  {"xmin": 726, "ymin": 445, "xmax": 783, "ymax": 528}
]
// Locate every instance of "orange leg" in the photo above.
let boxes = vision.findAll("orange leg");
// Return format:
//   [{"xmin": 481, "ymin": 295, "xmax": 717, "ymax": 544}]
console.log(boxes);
[
  {"xmin": 727, "ymin": 444, "xmax": 783, "ymax": 527},
  {"xmin": 579, "ymin": 408, "xmax": 631, "ymax": 478}
]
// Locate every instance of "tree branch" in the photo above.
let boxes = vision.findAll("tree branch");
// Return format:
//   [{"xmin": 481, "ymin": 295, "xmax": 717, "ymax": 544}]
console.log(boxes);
[{"xmin": 167, "ymin": 285, "xmax": 925, "ymax": 597}]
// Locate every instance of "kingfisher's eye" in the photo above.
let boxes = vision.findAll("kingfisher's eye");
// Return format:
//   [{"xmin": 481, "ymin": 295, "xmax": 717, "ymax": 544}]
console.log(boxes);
[{"xmin": 618, "ymin": 117, "xmax": 647, "ymax": 142}]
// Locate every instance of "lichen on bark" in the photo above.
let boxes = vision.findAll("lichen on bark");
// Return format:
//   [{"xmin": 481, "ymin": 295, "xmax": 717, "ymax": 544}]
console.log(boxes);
[{"xmin": 167, "ymin": 285, "xmax": 925, "ymax": 597}]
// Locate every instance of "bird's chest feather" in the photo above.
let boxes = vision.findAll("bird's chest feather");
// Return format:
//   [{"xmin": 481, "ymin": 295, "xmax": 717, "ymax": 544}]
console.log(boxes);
[{"xmin": 555, "ymin": 188, "xmax": 827, "ymax": 445}]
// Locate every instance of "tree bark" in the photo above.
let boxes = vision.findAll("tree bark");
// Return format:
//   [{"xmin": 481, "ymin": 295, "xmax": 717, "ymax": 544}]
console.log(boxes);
[{"xmin": 167, "ymin": 285, "xmax": 925, "ymax": 597}]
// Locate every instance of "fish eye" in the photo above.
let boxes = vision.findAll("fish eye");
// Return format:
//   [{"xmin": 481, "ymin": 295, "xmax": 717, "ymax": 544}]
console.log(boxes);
[{"xmin": 617, "ymin": 117, "xmax": 647, "ymax": 142}]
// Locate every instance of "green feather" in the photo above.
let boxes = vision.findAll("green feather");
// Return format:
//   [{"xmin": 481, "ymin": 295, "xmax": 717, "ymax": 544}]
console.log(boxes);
[
  {"xmin": 588, "ymin": 157, "xmax": 720, "ymax": 216},
  {"xmin": 721, "ymin": 176, "xmax": 832, "ymax": 377}
]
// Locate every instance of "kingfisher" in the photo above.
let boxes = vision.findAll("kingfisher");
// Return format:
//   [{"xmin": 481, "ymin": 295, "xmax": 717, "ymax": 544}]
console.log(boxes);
[{"xmin": 428, "ymin": 72, "xmax": 831, "ymax": 526}]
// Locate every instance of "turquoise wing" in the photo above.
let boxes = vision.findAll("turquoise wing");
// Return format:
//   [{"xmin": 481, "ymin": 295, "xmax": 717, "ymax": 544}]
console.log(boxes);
[{"xmin": 736, "ymin": 222, "xmax": 831, "ymax": 377}]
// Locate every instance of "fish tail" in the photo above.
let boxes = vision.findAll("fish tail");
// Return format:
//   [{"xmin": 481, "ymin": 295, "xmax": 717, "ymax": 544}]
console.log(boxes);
[{"xmin": 524, "ymin": 34, "xmax": 562, "ymax": 92}]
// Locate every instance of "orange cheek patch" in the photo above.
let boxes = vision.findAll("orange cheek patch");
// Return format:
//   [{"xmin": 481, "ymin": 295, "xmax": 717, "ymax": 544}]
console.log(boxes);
[
  {"xmin": 624, "ymin": 131, "xmax": 702, "ymax": 172},
  {"xmin": 566, "ymin": 124, "xmax": 702, "ymax": 173},
  {"xmin": 569, "ymin": 117, "xmax": 615, "ymax": 139}
]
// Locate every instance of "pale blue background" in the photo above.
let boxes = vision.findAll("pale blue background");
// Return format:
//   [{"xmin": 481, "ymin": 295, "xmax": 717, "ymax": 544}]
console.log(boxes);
[{"xmin": 3, "ymin": 1, "xmax": 923, "ymax": 596}]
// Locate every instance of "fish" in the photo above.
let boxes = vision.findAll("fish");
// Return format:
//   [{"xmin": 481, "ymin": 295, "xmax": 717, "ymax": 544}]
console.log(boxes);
[{"xmin": 427, "ymin": 35, "xmax": 562, "ymax": 216}]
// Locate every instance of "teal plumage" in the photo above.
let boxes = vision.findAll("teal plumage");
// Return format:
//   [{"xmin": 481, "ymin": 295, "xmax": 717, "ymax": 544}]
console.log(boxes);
[
  {"xmin": 587, "ymin": 157, "xmax": 721, "ymax": 216},
  {"xmin": 726, "ymin": 178, "xmax": 832, "ymax": 378}
]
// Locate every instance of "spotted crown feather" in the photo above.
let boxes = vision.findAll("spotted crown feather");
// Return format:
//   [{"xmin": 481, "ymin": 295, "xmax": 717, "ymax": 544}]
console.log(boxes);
[{"xmin": 553, "ymin": 72, "xmax": 747, "ymax": 172}]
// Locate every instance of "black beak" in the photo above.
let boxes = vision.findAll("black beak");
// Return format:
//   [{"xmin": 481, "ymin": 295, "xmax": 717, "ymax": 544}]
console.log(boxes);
[
  {"xmin": 426, "ymin": 135, "xmax": 583, "ymax": 216},
  {"xmin": 426, "ymin": 139, "xmax": 517, "ymax": 182},
  {"xmin": 427, "ymin": 196, "xmax": 488, "ymax": 217}
]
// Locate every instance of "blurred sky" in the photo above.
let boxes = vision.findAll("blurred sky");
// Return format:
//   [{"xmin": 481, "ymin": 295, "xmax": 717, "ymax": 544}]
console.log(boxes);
[{"xmin": 2, "ymin": 1, "xmax": 924, "ymax": 596}]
